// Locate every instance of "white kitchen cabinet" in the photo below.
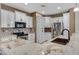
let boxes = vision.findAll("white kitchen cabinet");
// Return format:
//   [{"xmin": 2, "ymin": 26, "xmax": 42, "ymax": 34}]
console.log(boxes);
[
  {"xmin": 36, "ymin": 15, "xmax": 45, "ymax": 43},
  {"xmin": 28, "ymin": 33, "xmax": 35, "ymax": 42},
  {"xmin": 1, "ymin": 10, "xmax": 7, "ymax": 28},
  {"xmin": 50, "ymin": 17, "xmax": 63, "ymax": 23},
  {"xmin": 36, "ymin": 14, "xmax": 53, "ymax": 43},
  {"xmin": 7, "ymin": 11, "xmax": 15, "ymax": 27},
  {"xmin": 1, "ymin": 35, "xmax": 17, "ymax": 42},
  {"xmin": 1, "ymin": 9, "xmax": 15, "ymax": 28},
  {"xmin": 15, "ymin": 11, "xmax": 26, "ymax": 22},
  {"xmin": 63, "ymin": 13, "xmax": 70, "ymax": 30},
  {"xmin": 63, "ymin": 13, "xmax": 70, "ymax": 37},
  {"xmin": 44, "ymin": 17, "xmax": 51, "ymax": 27},
  {"xmin": 44, "ymin": 17, "xmax": 63, "ymax": 27},
  {"xmin": 15, "ymin": 11, "xmax": 33, "ymax": 28},
  {"xmin": 26, "ymin": 16, "xmax": 33, "ymax": 28},
  {"xmin": 44, "ymin": 33, "xmax": 52, "ymax": 41}
]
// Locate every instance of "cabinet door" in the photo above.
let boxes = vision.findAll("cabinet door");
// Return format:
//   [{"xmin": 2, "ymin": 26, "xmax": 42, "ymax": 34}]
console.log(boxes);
[
  {"xmin": 15, "ymin": 11, "xmax": 22, "ymax": 22},
  {"xmin": 26, "ymin": 16, "xmax": 32, "ymax": 28},
  {"xmin": 44, "ymin": 17, "xmax": 52, "ymax": 27},
  {"xmin": 63, "ymin": 13, "xmax": 69, "ymax": 30},
  {"xmin": 1, "ymin": 10, "xmax": 15, "ymax": 28},
  {"xmin": 28, "ymin": 34, "xmax": 35, "ymax": 42},
  {"xmin": 44, "ymin": 33, "xmax": 51, "ymax": 41},
  {"xmin": 15, "ymin": 11, "xmax": 26, "ymax": 22},
  {"xmin": 36, "ymin": 16, "xmax": 45, "ymax": 43},
  {"xmin": 63, "ymin": 13, "xmax": 69, "ymax": 38},
  {"xmin": 1, "ymin": 10, "xmax": 8, "ymax": 28},
  {"xmin": 21, "ymin": 13, "xmax": 27, "ymax": 22},
  {"xmin": 7, "ymin": 11, "xmax": 15, "ymax": 27}
]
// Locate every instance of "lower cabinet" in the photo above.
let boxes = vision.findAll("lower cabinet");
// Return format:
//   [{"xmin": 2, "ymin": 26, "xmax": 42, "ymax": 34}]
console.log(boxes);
[
  {"xmin": 28, "ymin": 33, "xmax": 35, "ymax": 42},
  {"xmin": 1, "ymin": 35, "xmax": 17, "ymax": 42},
  {"xmin": 43, "ymin": 33, "xmax": 52, "ymax": 42},
  {"xmin": 36, "ymin": 14, "xmax": 52, "ymax": 43}
]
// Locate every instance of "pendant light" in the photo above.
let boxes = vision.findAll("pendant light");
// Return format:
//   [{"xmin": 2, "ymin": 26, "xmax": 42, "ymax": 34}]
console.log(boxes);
[{"xmin": 74, "ymin": 3, "xmax": 79, "ymax": 12}]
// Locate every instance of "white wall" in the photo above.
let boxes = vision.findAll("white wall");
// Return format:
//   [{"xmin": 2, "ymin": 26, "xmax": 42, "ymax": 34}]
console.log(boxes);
[
  {"xmin": 62, "ymin": 13, "xmax": 70, "ymax": 39},
  {"xmin": 63, "ymin": 13, "xmax": 69, "ymax": 30}
]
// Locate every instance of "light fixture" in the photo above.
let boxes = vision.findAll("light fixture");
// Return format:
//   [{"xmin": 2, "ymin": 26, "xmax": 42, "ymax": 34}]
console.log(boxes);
[
  {"xmin": 74, "ymin": 3, "xmax": 79, "ymax": 12},
  {"xmin": 57, "ymin": 7, "xmax": 61, "ymax": 10},
  {"xmin": 42, "ymin": 11, "xmax": 45, "ymax": 14},
  {"xmin": 41, "ymin": 5, "xmax": 45, "ymax": 14},
  {"xmin": 25, "ymin": 3, "xmax": 28, "ymax": 5}
]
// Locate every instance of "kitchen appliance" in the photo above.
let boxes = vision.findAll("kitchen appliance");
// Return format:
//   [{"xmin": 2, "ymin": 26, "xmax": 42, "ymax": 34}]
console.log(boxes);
[
  {"xmin": 51, "ymin": 29, "xmax": 70, "ymax": 45},
  {"xmin": 52, "ymin": 22, "xmax": 61, "ymax": 38},
  {"xmin": 13, "ymin": 32, "xmax": 28, "ymax": 40},
  {"xmin": 15, "ymin": 22, "xmax": 26, "ymax": 28}
]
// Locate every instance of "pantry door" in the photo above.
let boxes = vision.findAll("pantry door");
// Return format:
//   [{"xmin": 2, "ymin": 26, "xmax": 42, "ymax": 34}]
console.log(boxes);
[{"xmin": 36, "ymin": 16, "xmax": 45, "ymax": 43}]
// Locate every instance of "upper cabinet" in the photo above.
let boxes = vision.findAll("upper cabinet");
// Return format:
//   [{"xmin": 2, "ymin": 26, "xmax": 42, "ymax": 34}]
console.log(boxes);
[
  {"xmin": 26, "ymin": 16, "xmax": 33, "ymax": 28},
  {"xmin": 44, "ymin": 17, "xmax": 63, "ymax": 27},
  {"xmin": 15, "ymin": 11, "xmax": 33, "ymax": 28},
  {"xmin": 1, "ymin": 9, "xmax": 15, "ymax": 28},
  {"xmin": 44, "ymin": 17, "xmax": 51, "ymax": 27},
  {"xmin": 0, "ymin": 10, "xmax": 33, "ymax": 28},
  {"xmin": 15, "ymin": 11, "xmax": 26, "ymax": 22}
]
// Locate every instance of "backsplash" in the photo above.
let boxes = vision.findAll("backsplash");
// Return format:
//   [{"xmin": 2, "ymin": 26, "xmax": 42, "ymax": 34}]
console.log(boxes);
[{"xmin": 1, "ymin": 28, "xmax": 32, "ymax": 35}]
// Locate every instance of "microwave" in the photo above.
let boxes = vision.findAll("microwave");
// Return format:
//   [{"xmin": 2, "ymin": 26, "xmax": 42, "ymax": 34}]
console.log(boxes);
[{"xmin": 15, "ymin": 22, "xmax": 26, "ymax": 28}]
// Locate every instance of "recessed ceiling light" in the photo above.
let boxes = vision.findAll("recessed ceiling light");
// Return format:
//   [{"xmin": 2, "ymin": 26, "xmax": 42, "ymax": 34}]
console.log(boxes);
[
  {"xmin": 74, "ymin": 7, "xmax": 79, "ymax": 12},
  {"xmin": 74, "ymin": 3, "xmax": 79, "ymax": 12},
  {"xmin": 41, "ymin": 5, "xmax": 45, "ymax": 7},
  {"xmin": 42, "ymin": 11, "xmax": 45, "ymax": 14},
  {"xmin": 57, "ymin": 7, "xmax": 61, "ymax": 10},
  {"xmin": 25, "ymin": 3, "xmax": 28, "ymax": 5}
]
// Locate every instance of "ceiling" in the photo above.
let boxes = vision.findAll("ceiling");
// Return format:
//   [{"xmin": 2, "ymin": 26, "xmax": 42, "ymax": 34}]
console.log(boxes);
[{"xmin": 3, "ymin": 3, "xmax": 77, "ymax": 15}]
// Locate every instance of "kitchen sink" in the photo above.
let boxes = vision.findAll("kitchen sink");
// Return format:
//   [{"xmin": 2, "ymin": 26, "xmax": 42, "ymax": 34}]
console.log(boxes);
[
  {"xmin": 51, "ymin": 38, "xmax": 69, "ymax": 45},
  {"xmin": 51, "ymin": 29, "xmax": 70, "ymax": 45}
]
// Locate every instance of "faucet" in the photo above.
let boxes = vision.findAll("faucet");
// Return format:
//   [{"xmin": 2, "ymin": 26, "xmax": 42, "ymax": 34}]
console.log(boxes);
[{"xmin": 61, "ymin": 29, "xmax": 70, "ymax": 41}]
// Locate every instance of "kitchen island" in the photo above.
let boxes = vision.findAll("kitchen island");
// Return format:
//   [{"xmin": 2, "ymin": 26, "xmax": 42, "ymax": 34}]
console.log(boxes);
[{"xmin": 0, "ymin": 33, "xmax": 79, "ymax": 55}]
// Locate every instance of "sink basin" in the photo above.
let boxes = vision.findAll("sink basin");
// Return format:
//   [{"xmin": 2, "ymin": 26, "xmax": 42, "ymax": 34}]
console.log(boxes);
[{"xmin": 51, "ymin": 38, "xmax": 69, "ymax": 45}]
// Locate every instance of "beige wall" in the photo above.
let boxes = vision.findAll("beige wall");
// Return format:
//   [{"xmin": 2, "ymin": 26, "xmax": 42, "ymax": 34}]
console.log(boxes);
[
  {"xmin": 31, "ymin": 12, "xmax": 37, "ymax": 42},
  {"xmin": 0, "ymin": 3, "xmax": 1, "ymax": 9},
  {"xmin": 69, "ymin": 8, "xmax": 75, "ymax": 35},
  {"xmin": 0, "ymin": 4, "xmax": 1, "ymax": 41},
  {"xmin": 0, "ymin": 3, "xmax": 1, "ymax": 28}
]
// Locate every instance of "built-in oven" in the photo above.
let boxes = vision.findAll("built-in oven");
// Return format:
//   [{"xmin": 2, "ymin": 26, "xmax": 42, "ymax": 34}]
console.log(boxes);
[{"xmin": 15, "ymin": 22, "xmax": 26, "ymax": 28}]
